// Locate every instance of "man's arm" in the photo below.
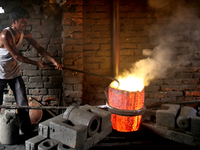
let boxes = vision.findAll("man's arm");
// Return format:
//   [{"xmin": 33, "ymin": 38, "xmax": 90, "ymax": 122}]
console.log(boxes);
[
  {"xmin": 24, "ymin": 30, "xmax": 63, "ymax": 70},
  {"xmin": 0, "ymin": 30, "xmax": 45, "ymax": 68}
]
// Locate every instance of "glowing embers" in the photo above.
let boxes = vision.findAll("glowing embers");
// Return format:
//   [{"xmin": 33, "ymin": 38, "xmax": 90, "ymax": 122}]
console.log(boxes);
[
  {"xmin": 108, "ymin": 87, "xmax": 145, "ymax": 132},
  {"xmin": 111, "ymin": 115, "xmax": 142, "ymax": 132}
]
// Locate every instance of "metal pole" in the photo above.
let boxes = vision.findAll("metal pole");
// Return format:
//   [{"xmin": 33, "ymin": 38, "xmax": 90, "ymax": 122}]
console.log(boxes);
[
  {"xmin": 0, "ymin": 105, "xmax": 68, "ymax": 110},
  {"xmin": 112, "ymin": 0, "xmax": 120, "ymax": 77}
]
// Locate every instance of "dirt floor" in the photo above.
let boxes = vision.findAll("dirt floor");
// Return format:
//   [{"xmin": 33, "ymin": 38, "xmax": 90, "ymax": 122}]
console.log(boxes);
[{"xmin": 1, "ymin": 125, "xmax": 200, "ymax": 150}]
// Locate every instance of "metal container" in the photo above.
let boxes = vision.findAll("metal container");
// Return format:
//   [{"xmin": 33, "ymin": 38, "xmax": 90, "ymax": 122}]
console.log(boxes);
[{"xmin": 107, "ymin": 86, "xmax": 145, "ymax": 132}]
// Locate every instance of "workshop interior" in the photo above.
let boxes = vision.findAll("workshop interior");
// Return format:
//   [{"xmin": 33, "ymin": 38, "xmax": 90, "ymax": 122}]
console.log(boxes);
[{"xmin": 0, "ymin": 0, "xmax": 200, "ymax": 150}]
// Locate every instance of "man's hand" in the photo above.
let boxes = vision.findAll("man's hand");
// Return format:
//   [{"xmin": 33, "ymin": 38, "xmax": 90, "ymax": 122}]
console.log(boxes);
[
  {"xmin": 54, "ymin": 62, "xmax": 63, "ymax": 70},
  {"xmin": 37, "ymin": 59, "xmax": 46, "ymax": 68}
]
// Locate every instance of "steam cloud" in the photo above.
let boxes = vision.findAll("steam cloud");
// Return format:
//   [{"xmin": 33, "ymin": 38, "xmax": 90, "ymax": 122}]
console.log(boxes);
[{"xmin": 120, "ymin": 0, "xmax": 200, "ymax": 87}]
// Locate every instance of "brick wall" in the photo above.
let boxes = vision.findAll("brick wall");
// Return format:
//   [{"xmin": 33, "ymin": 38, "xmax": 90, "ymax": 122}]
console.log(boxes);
[
  {"xmin": 0, "ymin": 0, "xmax": 63, "ymax": 105},
  {"xmin": 82, "ymin": 0, "xmax": 112, "ymax": 105},
  {"xmin": 1, "ymin": 0, "xmax": 200, "ymax": 108},
  {"xmin": 80, "ymin": 0, "xmax": 200, "ymax": 107},
  {"xmin": 62, "ymin": 0, "xmax": 83, "ymax": 106},
  {"xmin": 117, "ymin": 0, "xmax": 200, "ymax": 107}
]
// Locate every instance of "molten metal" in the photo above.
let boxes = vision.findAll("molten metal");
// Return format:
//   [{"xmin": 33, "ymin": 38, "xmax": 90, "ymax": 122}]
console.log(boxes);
[{"xmin": 108, "ymin": 86, "xmax": 145, "ymax": 132}]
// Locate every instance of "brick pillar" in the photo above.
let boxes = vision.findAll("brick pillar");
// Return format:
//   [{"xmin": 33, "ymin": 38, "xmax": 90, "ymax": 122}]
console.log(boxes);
[{"xmin": 62, "ymin": 0, "xmax": 83, "ymax": 105}]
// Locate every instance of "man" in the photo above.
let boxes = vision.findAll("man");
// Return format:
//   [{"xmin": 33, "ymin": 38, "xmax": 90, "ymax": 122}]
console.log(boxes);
[{"xmin": 0, "ymin": 6, "xmax": 63, "ymax": 136}]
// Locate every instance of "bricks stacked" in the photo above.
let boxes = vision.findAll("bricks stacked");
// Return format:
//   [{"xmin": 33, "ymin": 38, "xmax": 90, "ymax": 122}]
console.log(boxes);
[
  {"xmin": 62, "ymin": 0, "xmax": 83, "ymax": 106},
  {"xmin": 26, "ymin": 105, "xmax": 112, "ymax": 150}
]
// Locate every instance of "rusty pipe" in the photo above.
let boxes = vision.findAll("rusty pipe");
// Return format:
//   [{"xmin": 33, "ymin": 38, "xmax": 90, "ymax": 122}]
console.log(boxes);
[{"xmin": 112, "ymin": 0, "xmax": 120, "ymax": 77}]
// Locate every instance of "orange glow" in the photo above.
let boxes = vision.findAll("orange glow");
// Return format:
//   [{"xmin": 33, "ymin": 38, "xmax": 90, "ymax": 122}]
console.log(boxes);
[
  {"xmin": 110, "ymin": 75, "xmax": 144, "ymax": 92},
  {"xmin": 108, "ymin": 83, "xmax": 145, "ymax": 132}
]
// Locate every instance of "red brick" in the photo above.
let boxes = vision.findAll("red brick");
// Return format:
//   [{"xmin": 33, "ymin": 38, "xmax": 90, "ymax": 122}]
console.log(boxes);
[
  {"xmin": 63, "ymin": 12, "xmax": 82, "ymax": 18},
  {"xmin": 182, "ymin": 79, "xmax": 199, "ymax": 85},
  {"xmin": 96, "ymin": 50, "xmax": 110, "ymax": 56},
  {"xmin": 100, "ymin": 63, "xmax": 110, "ymax": 69},
  {"xmin": 64, "ymin": 52, "xmax": 83, "ymax": 59},
  {"xmin": 120, "ymin": 43, "xmax": 137, "ymax": 49},
  {"xmin": 63, "ymin": 39, "xmax": 83, "ymax": 44},
  {"xmin": 74, "ymin": 32, "xmax": 83, "ymax": 38},
  {"xmin": 95, "ymin": 5, "xmax": 110, "ymax": 12},
  {"xmin": 148, "ymin": 92, "xmax": 167, "ymax": 99},
  {"xmin": 67, "ymin": 0, "xmax": 83, "ymax": 5},
  {"xmin": 120, "ymin": 50, "xmax": 134, "ymax": 56},
  {"xmin": 128, "ymin": 12, "xmax": 150, "ymax": 18},
  {"xmin": 63, "ymin": 26, "xmax": 83, "ymax": 32},
  {"xmin": 83, "ymin": 6, "xmax": 95, "ymax": 12},
  {"xmin": 91, "ymin": 38, "xmax": 110, "ymax": 44},
  {"xmin": 74, "ymin": 58, "xmax": 83, "ymax": 65},
  {"xmin": 119, "ymin": 6, "xmax": 133, "ymax": 12},
  {"xmin": 96, "ymin": 19, "xmax": 110, "ymax": 25},
  {"xmin": 84, "ymin": 63, "xmax": 99, "ymax": 69},
  {"xmin": 185, "ymin": 91, "xmax": 200, "ymax": 97},
  {"xmin": 62, "ymin": 18, "xmax": 82, "ymax": 25},
  {"xmin": 84, "ymin": 0, "xmax": 106, "ymax": 5},
  {"xmin": 100, "ymin": 44, "xmax": 111, "ymax": 50},
  {"xmin": 83, "ymin": 19, "xmax": 96, "ymax": 25},
  {"xmin": 85, "ymin": 76, "xmax": 103, "ymax": 82},
  {"xmin": 83, "ymin": 44, "xmax": 100, "ymax": 50},
  {"xmin": 145, "ymin": 86, "xmax": 160, "ymax": 92},
  {"xmin": 100, "ymin": 32, "xmax": 110, "ymax": 37},
  {"xmin": 164, "ymin": 79, "xmax": 182, "ymax": 85},
  {"xmin": 91, "ymin": 25, "xmax": 110, "ymax": 31},
  {"xmin": 84, "ymin": 32, "xmax": 100, "ymax": 38},
  {"xmin": 83, "ymin": 51, "xmax": 96, "ymax": 56},
  {"xmin": 74, "ymin": 45, "xmax": 83, "ymax": 52},
  {"xmin": 167, "ymin": 91, "xmax": 183, "ymax": 97},
  {"xmin": 63, "ymin": 45, "xmax": 74, "ymax": 52}
]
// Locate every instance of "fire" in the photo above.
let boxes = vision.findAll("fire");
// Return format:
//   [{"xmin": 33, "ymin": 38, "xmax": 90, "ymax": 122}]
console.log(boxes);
[
  {"xmin": 110, "ymin": 75, "xmax": 144, "ymax": 92},
  {"xmin": 108, "ymin": 73, "xmax": 145, "ymax": 132}
]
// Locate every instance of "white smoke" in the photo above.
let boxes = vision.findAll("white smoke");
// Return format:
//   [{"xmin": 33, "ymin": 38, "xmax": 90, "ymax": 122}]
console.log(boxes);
[{"xmin": 119, "ymin": 1, "xmax": 200, "ymax": 87}]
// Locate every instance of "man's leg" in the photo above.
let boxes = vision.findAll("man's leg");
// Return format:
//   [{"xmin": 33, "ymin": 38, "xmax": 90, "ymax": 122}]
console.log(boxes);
[
  {"xmin": 0, "ymin": 79, "xmax": 8, "ymax": 106},
  {"xmin": 8, "ymin": 76, "xmax": 33, "ymax": 135}
]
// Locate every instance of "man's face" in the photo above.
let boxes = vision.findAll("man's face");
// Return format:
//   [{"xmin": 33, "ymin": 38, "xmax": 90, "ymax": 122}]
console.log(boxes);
[{"xmin": 13, "ymin": 18, "xmax": 28, "ymax": 31}]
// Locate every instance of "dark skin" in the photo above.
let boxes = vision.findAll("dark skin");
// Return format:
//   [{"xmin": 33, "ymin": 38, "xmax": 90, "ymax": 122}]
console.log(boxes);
[{"xmin": 0, "ymin": 18, "xmax": 63, "ymax": 70}]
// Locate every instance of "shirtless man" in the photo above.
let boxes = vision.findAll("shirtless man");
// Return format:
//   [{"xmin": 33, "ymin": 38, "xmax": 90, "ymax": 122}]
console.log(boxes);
[{"xmin": 0, "ymin": 6, "xmax": 63, "ymax": 136}]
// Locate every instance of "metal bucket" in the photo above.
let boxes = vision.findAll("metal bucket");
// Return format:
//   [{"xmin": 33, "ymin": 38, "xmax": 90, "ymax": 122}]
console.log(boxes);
[{"xmin": 106, "ymin": 86, "xmax": 145, "ymax": 132}]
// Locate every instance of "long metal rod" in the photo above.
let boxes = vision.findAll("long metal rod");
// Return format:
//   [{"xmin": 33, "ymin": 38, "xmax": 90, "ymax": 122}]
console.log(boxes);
[
  {"xmin": 49, "ymin": 64, "xmax": 120, "ymax": 87},
  {"xmin": 0, "ymin": 105, "xmax": 68, "ymax": 110}
]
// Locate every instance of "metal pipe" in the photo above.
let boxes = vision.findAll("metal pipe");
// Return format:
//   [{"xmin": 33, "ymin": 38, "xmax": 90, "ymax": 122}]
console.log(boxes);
[
  {"xmin": 0, "ymin": 105, "xmax": 68, "ymax": 110},
  {"xmin": 112, "ymin": 0, "xmax": 120, "ymax": 77}
]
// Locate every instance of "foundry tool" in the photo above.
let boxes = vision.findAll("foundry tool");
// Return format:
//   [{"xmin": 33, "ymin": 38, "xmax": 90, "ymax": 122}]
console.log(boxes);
[
  {"xmin": 0, "ymin": 64, "xmax": 120, "ymax": 111},
  {"xmin": 47, "ymin": 64, "xmax": 120, "ymax": 87}
]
